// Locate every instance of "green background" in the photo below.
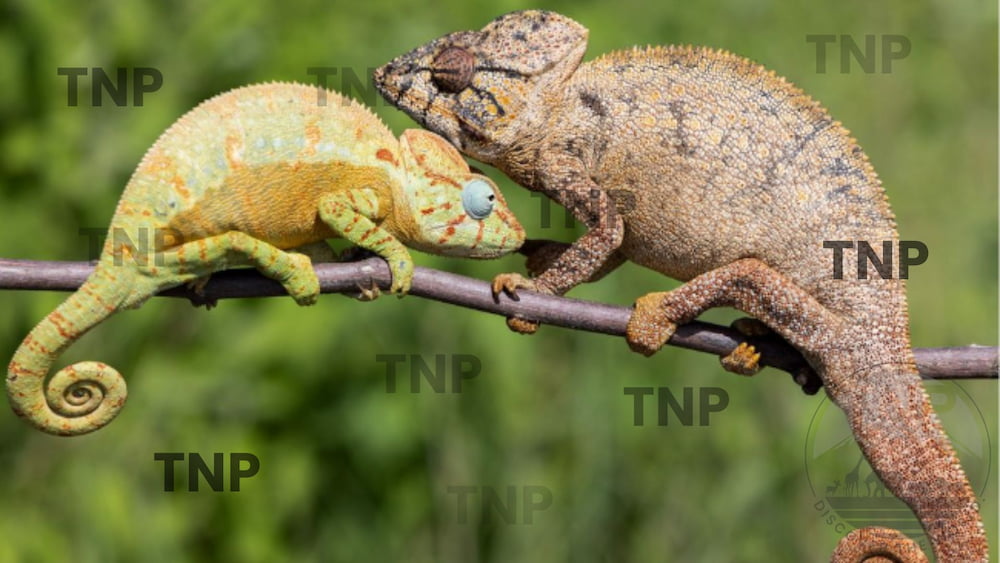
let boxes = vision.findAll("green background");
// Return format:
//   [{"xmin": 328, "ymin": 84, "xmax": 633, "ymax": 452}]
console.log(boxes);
[{"xmin": 0, "ymin": 0, "xmax": 995, "ymax": 561}]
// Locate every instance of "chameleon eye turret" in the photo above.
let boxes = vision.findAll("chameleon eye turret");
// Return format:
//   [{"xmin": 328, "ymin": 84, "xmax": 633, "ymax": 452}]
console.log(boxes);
[
  {"xmin": 431, "ymin": 47, "xmax": 475, "ymax": 93},
  {"xmin": 460, "ymin": 178, "xmax": 496, "ymax": 220}
]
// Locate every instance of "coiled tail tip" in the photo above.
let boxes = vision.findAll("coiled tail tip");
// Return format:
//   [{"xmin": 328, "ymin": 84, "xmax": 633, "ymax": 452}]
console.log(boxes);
[
  {"xmin": 831, "ymin": 527, "xmax": 929, "ymax": 563},
  {"xmin": 7, "ymin": 360, "xmax": 127, "ymax": 436}
]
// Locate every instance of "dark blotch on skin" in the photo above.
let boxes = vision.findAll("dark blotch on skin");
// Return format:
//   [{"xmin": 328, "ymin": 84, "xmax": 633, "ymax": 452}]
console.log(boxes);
[{"xmin": 579, "ymin": 91, "xmax": 607, "ymax": 118}]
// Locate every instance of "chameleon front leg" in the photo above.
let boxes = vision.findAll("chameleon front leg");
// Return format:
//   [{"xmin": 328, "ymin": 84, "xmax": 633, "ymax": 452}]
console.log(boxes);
[
  {"xmin": 494, "ymin": 238, "xmax": 628, "ymax": 333},
  {"xmin": 518, "ymin": 239, "xmax": 628, "ymax": 283},
  {"xmin": 493, "ymin": 161, "xmax": 625, "ymax": 332},
  {"xmin": 317, "ymin": 190, "xmax": 413, "ymax": 295}
]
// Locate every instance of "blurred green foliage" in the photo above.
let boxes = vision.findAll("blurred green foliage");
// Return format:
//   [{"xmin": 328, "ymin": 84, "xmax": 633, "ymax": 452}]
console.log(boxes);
[{"xmin": 0, "ymin": 0, "xmax": 995, "ymax": 561}]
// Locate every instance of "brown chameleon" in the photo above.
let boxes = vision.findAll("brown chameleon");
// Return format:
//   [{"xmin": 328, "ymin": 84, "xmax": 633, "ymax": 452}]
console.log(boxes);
[{"xmin": 373, "ymin": 10, "xmax": 988, "ymax": 562}]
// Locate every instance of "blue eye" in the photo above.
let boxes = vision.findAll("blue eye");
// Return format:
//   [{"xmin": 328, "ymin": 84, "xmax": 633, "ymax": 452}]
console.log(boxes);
[{"xmin": 461, "ymin": 178, "xmax": 496, "ymax": 220}]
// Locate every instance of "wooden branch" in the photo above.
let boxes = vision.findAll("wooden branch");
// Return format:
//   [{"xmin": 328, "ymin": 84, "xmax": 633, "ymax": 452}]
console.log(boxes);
[{"xmin": 1, "ymin": 258, "xmax": 996, "ymax": 389}]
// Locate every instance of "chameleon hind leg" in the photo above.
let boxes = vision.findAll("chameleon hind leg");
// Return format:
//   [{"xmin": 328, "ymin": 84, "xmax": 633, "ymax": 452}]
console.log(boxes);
[
  {"xmin": 626, "ymin": 258, "xmax": 843, "ymax": 363},
  {"xmin": 186, "ymin": 240, "xmax": 336, "ymax": 308},
  {"xmin": 626, "ymin": 259, "xmax": 834, "ymax": 394},
  {"xmin": 159, "ymin": 231, "xmax": 320, "ymax": 305}
]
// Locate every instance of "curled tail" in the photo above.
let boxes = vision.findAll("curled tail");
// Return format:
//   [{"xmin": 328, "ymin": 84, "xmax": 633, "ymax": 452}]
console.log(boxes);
[
  {"xmin": 7, "ymin": 262, "xmax": 137, "ymax": 436},
  {"xmin": 832, "ymin": 527, "xmax": 929, "ymax": 562},
  {"xmin": 827, "ymin": 364, "xmax": 988, "ymax": 562}
]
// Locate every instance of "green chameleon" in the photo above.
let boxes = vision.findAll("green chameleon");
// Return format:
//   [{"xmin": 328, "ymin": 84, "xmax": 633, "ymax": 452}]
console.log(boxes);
[{"xmin": 7, "ymin": 82, "xmax": 524, "ymax": 436}]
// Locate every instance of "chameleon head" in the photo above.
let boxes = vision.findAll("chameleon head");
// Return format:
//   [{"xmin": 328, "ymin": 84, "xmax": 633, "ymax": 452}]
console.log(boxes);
[
  {"xmin": 373, "ymin": 10, "xmax": 588, "ymax": 165},
  {"xmin": 393, "ymin": 129, "xmax": 524, "ymax": 258}
]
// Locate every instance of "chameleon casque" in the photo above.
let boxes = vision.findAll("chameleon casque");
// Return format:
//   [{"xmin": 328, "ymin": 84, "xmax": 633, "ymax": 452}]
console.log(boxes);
[
  {"xmin": 7, "ymin": 82, "xmax": 524, "ymax": 437},
  {"xmin": 374, "ymin": 10, "xmax": 987, "ymax": 562}
]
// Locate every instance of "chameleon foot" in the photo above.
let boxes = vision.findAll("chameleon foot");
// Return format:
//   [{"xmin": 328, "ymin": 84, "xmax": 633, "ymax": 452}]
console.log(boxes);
[
  {"xmin": 626, "ymin": 292, "xmax": 678, "ymax": 356},
  {"xmin": 491, "ymin": 272, "xmax": 536, "ymax": 298},
  {"xmin": 282, "ymin": 253, "xmax": 320, "ymax": 306},
  {"xmin": 720, "ymin": 342, "xmax": 761, "ymax": 376},
  {"xmin": 506, "ymin": 317, "xmax": 540, "ymax": 334},
  {"xmin": 335, "ymin": 247, "xmax": 391, "ymax": 299},
  {"xmin": 185, "ymin": 275, "xmax": 218, "ymax": 309},
  {"xmin": 720, "ymin": 318, "xmax": 767, "ymax": 375},
  {"xmin": 352, "ymin": 280, "xmax": 382, "ymax": 302},
  {"xmin": 385, "ymin": 254, "xmax": 414, "ymax": 296},
  {"xmin": 794, "ymin": 366, "xmax": 823, "ymax": 395},
  {"xmin": 491, "ymin": 273, "xmax": 542, "ymax": 334},
  {"xmin": 727, "ymin": 317, "xmax": 824, "ymax": 391}
]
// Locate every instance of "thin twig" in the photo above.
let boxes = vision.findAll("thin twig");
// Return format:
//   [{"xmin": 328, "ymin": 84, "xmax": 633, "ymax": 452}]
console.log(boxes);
[{"xmin": 0, "ymin": 258, "xmax": 996, "ymax": 388}]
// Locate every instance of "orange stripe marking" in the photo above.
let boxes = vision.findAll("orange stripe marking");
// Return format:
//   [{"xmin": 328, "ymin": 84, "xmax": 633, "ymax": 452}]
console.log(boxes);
[
  {"xmin": 474, "ymin": 221, "xmax": 484, "ymax": 246},
  {"xmin": 426, "ymin": 171, "xmax": 460, "ymax": 188},
  {"xmin": 375, "ymin": 148, "xmax": 398, "ymax": 167}
]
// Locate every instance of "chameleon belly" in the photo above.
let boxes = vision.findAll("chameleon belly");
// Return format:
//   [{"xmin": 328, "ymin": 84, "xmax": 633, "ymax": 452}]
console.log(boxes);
[{"xmin": 164, "ymin": 161, "xmax": 391, "ymax": 250}]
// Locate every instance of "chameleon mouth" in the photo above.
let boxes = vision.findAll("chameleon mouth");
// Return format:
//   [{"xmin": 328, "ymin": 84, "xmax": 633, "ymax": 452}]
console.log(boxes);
[
  {"xmin": 372, "ymin": 64, "xmax": 404, "ymax": 104},
  {"xmin": 373, "ymin": 60, "xmax": 429, "ymax": 112},
  {"xmin": 423, "ymin": 220, "xmax": 522, "ymax": 257}
]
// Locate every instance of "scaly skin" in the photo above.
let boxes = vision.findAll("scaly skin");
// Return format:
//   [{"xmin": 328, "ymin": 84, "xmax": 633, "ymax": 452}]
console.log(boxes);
[
  {"xmin": 7, "ymin": 82, "xmax": 524, "ymax": 436},
  {"xmin": 374, "ymin": 11, "xmax": 987, "ymax": 561}
]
